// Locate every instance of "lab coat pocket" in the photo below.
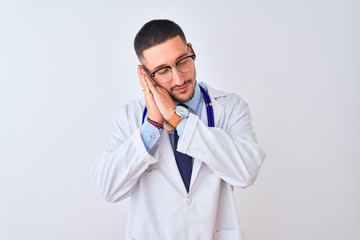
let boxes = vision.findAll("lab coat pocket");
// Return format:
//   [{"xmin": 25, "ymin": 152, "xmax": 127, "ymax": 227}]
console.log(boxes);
[{"xmin": 213, "ymin": 229, "xmax": 245, "ymax": 240}]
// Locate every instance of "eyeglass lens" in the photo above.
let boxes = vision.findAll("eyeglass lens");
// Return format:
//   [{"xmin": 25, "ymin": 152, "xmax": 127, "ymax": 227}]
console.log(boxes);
[{"xmin": 154, "ymin": 56, "xmax": 194, "ymax": 83}]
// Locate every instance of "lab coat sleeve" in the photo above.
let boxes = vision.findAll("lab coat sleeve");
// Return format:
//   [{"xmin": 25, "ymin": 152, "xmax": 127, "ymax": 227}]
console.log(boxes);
[
  {"xmin": 90, "ymin": 103, "xmax": 158, "ymax": 202},
  {"xmin": 177, "ymin": 93, "xmax": 265, "ymax": 188},
  {"xmin": 140, "ymin": 119, "xmax": 163, "ymax": 152}
]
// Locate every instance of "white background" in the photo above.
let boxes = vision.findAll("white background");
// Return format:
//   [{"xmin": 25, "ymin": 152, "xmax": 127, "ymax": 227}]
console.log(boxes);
[{"xmin": 1, "ymin": 0, "xmax": 359, "ymax": 239}]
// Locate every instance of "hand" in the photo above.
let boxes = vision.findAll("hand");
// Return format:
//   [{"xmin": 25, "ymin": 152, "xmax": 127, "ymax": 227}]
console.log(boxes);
[
  {"xmin": 145, "ymin": 75, "xmax": 175, "ymax": 121},
  {"xmin": 137, "ymin": 65, "xmax": 164, "ymax": 123}
]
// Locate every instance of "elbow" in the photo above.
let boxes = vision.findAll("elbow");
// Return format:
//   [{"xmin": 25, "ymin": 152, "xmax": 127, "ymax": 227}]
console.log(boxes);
[
  {"xmin": 231, "ymin": 172, "xmax": 257, "ymax": 189},
  {"xmin": 90, "ymin": 161, "xmax": 134, "ymax": 203},
  {"xmin": 235, "ymin": 148, "xmax": 266, "ymax": 188},
  {"xmin": 239, "ymin": 172, "xmax": 259, "ymax": 188},
  {"xmin": 91, "ymin": 173, "xmax": 133, "ymax": 203},
  {"xmin": 93, "ymin": 181, "xmax": 133, "ymax": 203},
  {"xmin": 234, "ymin": 171, "xmax": 260, "ymax": 189}
]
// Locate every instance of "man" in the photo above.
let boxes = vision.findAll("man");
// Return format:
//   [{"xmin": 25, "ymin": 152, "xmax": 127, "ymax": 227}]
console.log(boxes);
[{"xmin": 91, "ymin": 19, "xmax": 265, "ymax": 240}]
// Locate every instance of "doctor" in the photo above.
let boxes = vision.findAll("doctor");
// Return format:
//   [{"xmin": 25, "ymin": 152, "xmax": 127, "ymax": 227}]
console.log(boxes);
[{"xmin": 91, "ymin": 19, "xmax": 265, "ymax": 240}]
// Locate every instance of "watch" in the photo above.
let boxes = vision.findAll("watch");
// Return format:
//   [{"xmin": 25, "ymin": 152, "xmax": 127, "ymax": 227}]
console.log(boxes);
[{"xmin": 164, "ymin": 105, "xmax": 190, "ymax": 131}]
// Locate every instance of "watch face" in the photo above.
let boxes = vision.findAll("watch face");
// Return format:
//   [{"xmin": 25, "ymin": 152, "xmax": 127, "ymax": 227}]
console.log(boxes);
[{"xmin": 175, "ymin": 105, "xmax": 189, "ymax": 117}]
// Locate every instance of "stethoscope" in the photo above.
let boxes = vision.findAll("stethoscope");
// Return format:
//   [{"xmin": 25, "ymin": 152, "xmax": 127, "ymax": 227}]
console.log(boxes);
[{"xmin": 142, "ymin": 85, "xmax": 215, "ymax": 127}]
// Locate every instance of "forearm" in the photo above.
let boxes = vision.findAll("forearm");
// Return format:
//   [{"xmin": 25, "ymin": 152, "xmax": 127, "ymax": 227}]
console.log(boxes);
[
  {"xmin": 140, "ymin": 119, "xmax": 163, "ymax": 153},
  {"xmin": 91, "ymin": 128, "xmax": 158, "ymax": 202},
  {"xmin": 91, "ymin": 103, "xmax": 159, "ymax": 202},
  {"xmin": 177, "ymin": 103, "xmax": 265, "ymax": 188}
]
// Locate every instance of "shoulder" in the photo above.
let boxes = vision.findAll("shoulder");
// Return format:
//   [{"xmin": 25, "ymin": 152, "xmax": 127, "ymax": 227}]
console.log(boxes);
[
  {"xmin": 115, "ymin": 98, "xmax": 146, "ymax": 127},
  {"xmin": 121, "ymin": 98, "xmax": 145, "ymax": 114},
  {"xmin": 199, "ymin": 82, "xmax": 246, "ymax": 108}
]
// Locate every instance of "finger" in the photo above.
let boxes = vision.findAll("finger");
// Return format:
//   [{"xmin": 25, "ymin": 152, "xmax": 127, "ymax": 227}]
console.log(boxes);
[
  {"xmin": 138, "ymin": 66, "xmax": 152, "ymax": 94},
  {"xmin": 137, "ymin": 65, "xmax": 146, "ymax": 89},
  {"xmin": 138, "ymin": 66, "xmax": 151, "ymax": 90},
  {"xmin": 146, "ymin": 76, "xmax": 162, "ymax": 91},
  {"xmin": 145, "ymin": 75, "xmax": 159, "ymax": 93},
  {"xmin": 137, "ymin": 65, "xmax": 143, "ymax": 81},
  {"xmin": 141, "ymin": 69, "xmax": 155, "ymax": 85}
]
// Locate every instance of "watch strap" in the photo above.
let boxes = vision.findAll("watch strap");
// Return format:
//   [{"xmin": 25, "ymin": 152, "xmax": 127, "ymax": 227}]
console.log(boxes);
[
  {"xmin": 168, "ymin": 111, "xmax": 182, "ymax": 128},
  {"xmin": 164, "ymin": 112, "xmax": 183, "ymax": 131},
  {"xmin": 163, "ymin": 123, "xmax": 175, "ymax": 131}
]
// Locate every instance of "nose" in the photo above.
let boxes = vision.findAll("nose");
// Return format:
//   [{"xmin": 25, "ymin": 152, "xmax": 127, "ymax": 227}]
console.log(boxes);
[{"xmin": 171, "ymin": 67, "xmax": 185, "ymax": 86}]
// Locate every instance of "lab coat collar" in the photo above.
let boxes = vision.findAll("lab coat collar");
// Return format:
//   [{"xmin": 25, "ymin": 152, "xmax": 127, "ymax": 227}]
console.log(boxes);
[{"xmin": 199, "ymin": 82, "xmax": 228, "ymax": 98}]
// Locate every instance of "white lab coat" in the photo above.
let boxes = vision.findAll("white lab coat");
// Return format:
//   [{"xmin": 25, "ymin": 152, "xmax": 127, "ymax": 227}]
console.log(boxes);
[{"xmin": 91, "ymin": 83, "xmax": 265, "ymax": 240}]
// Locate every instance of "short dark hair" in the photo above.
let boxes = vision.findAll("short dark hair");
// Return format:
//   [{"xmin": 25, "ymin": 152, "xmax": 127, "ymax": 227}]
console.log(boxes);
[{"xmin": 134, "ymin": 19, "xmax": 187, "ymax": 60}]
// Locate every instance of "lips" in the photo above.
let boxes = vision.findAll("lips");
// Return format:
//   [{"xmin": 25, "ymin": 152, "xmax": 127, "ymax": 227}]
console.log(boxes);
[{"xmin": 174, "ymin": 82, "xmax": 189, "ymax": 93}]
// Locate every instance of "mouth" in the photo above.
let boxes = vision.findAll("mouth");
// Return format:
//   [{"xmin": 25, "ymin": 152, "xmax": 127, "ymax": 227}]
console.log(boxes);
[{"xmin": 172, "ymin": 80, "xmax": 191, "ymax": 93}]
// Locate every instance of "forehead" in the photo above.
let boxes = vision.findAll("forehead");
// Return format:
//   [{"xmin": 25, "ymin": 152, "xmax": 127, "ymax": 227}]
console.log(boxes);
[{"xmin": 142, "ymin": 36, "xmax": 188, "ymax": 70}]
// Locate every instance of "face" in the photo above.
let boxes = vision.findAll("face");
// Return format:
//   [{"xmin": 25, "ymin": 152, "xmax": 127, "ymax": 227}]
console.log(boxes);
[{"xmin": 141, "ymin": 36, "xmax": 196, "ymax": 102}]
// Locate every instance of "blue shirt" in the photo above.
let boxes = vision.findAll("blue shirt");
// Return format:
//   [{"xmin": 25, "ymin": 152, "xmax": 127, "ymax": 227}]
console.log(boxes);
[{"xmin": 140, "ymin": 82, "xmax": 205, "ymax": 153}]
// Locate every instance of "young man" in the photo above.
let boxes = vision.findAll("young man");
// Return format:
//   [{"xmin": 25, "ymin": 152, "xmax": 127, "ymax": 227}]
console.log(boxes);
[{"xmin": 91, "ymin": 19, "xmax": 265, "ymax": 240}]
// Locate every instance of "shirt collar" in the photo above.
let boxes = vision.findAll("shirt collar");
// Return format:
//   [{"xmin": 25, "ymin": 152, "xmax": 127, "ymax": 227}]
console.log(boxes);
[{"xmin": 174, "ymin": 81, "xmax": 202, "ymax": 113}]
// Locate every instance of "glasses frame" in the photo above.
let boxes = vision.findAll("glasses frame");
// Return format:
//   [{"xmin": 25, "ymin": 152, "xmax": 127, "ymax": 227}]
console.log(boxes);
[{"xmin": 142, "ymin": 43, "xmax": 196, "ymax": 82}]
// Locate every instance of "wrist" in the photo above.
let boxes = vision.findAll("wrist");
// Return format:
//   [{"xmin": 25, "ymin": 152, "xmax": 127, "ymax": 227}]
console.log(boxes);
[
  {"xmin": 147, "ymin": 118, "xmax": 164, "ymax": 129},
  {"xmin": 147, "ymin": 114, "xmax": 164, "ymax": 124},
  {"xmin": 164, "ymin": 105, "xmax": 176, "ymax": 121},
  {"xmin": 163, "ymin": 105, "xmax": 190, "ymax": 131}
]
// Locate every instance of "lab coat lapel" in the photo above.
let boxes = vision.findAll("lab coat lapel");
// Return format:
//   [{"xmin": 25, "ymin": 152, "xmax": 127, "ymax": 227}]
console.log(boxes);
[
  {"xmin": 189, "ymin": 84, "xmax": 224, "ymax": 190},
  {"xmin": 158, "ymin": 130, "xmax": 188, "ymax": 194}
]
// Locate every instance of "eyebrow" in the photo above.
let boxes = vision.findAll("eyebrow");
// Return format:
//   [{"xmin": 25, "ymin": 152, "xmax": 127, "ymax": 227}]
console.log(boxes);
[{"xmin": 151, "ymin": 51, "xmax": 190, "ymax": 72}]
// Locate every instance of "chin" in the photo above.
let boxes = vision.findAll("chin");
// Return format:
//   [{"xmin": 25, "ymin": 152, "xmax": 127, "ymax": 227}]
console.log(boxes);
[{"xmin": 173, "ymin": 93, "xmax": 193, "ymax": 102}]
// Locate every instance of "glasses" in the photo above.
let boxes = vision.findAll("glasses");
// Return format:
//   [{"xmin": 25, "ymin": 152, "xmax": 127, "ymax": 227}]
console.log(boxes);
[{"xmin": 143, "ymin": 44, "xmax": 196, "ymax": 83}]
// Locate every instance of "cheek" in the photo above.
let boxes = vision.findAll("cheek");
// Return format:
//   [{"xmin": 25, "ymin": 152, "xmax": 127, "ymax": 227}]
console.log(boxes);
[{"xmin": 192, "ymin": 68, "xmax": 196, "ymax": 79}]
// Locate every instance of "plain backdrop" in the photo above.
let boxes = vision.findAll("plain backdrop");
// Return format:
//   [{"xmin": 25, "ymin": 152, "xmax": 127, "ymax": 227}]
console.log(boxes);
[{"xmin": 0, "ymin": 0, "xmax": 359, "ymax": 239}]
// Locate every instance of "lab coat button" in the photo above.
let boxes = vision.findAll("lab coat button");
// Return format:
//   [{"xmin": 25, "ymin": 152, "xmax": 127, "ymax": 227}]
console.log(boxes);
[
  {"xmin": 151, "ymin": 135, "xmax": 156, "ymax": 140},
  {"xmin": 184, "ymin": 198, "xmax": 192, "ymax": 206}
]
